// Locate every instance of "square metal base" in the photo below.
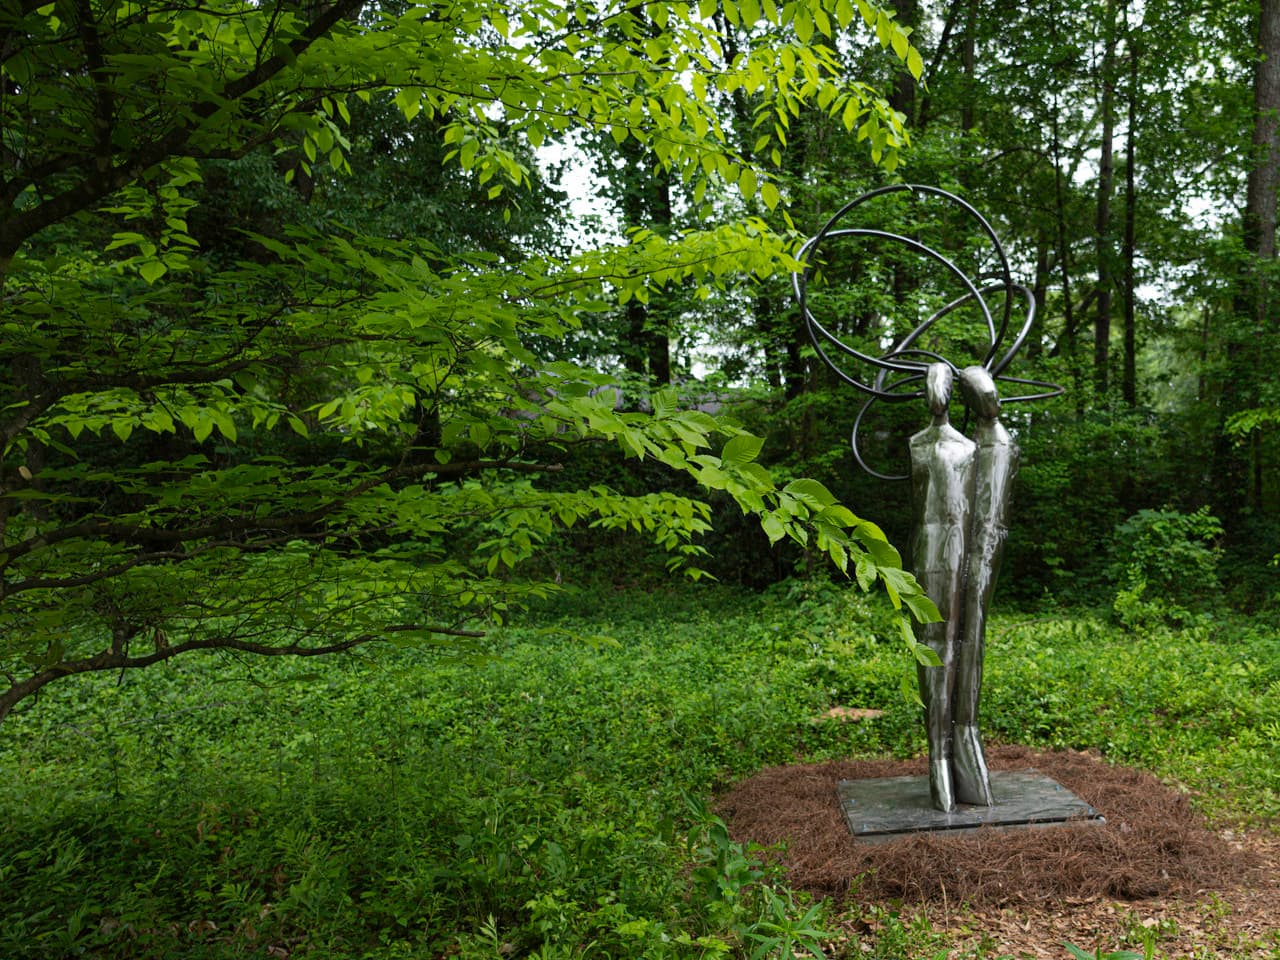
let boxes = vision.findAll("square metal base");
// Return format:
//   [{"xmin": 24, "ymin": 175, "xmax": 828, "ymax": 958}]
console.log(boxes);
[{"xmin": 836, "ymin": 769, "xmax": 1104, "ymax": 842}]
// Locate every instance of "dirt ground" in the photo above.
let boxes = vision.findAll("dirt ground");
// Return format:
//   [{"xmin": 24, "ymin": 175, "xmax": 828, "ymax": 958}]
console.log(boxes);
[{"xmin": 718, "ymin": 745, "xmax": 1280, "ymax": 958}]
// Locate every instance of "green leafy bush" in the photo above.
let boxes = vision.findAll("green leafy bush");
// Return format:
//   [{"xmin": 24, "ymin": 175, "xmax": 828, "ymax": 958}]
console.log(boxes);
[{"xmin": 1109, "ymin": 506, "xmax": 1223, "ymax": 627}]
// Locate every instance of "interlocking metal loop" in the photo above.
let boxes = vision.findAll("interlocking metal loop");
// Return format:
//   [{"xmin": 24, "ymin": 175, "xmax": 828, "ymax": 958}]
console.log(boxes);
[{"xmin": 790, "ymin": 184, "xmax": 1063, "ymax": 480}]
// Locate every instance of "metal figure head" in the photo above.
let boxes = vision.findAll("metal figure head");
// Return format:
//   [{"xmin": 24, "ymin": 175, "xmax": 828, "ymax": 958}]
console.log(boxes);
[
  {"xmin": 958, "ymin": 366, "xmax": 1000, "ymax": 420},
  {"xmin": 926, "ymin": 363, "xmax": 953, "ymax": 418}
]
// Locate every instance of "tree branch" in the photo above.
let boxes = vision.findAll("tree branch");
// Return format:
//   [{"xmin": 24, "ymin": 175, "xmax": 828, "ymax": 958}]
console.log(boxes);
[
  {"xmin": 0, "ymin": 621, "xmax": 484, "ymax": 725},
  {"xmin": 0, "ymin": 458, "xmax": 560, "ymax": 580}
]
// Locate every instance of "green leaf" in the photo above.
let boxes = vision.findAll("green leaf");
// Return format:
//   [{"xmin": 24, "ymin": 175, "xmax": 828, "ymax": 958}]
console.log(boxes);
[
  {"xmin": 880, "ymin": 566, "xmax": 917, "ymax": 602},
  {"xmin": 652, "ymin": 387, "xmax": 678, "ymax": 419},
  {"xmin": 891, "ymin": 27, "xmax": 909, "ymax": 59},
  {"xmin": 794, "ymin": 7, "xmax": 813, "ymax": 42},
  {"xmin": 721, "ymin": 433, "xmax": 765, "ymax": 467},
  {"xmin": 138, "ymin": 260, "xmax": 167, "ymax": 284},
  {"xmin": 211, "ymin": 410, "xmax": 238, "ymax": 442},
  {"xmin": 762, "ymin": 512, "xmax": 786, "ymax": 544},
  {"xmin": 906, "ymin": 46, "xmax": 924, "ymax": 80},
  {"xmin": 903, "ymin": 591, "xmax": 941, "ymax": 624},
  {"xmin": 818, "ymin": 504, "xmax": 857, "ymax": 526},
  {"xmin": 862, "ymin": 534, "xmax": 901, "ymax": 569},
  {"xmin": 782, "ymin": 478, "xmax": 835, "ymax": 509},
  {"xmin": 854, "ymin": 554, "xmax": 877, "ymax": 591}
]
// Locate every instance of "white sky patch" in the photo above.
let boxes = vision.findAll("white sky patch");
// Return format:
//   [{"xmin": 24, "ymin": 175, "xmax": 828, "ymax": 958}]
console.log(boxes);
[{"xmin": 536, "ymin": 138, "xmax": 619, "ymax": 253}]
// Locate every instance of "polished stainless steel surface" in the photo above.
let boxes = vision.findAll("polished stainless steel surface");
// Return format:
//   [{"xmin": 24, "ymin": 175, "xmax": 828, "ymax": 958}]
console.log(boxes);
[
  {"xmin": 954, "ymin": 365, "xmax": 1017, "ymax": 806},
  {"xmin": 908, "ymin": 365, "xmax": 976, "ymax": 812}
]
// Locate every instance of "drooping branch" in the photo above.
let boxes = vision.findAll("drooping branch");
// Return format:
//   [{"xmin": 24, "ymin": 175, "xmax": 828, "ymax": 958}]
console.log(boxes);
[
  {"xmin": 0, "ymin": 622, "xmax": 485, "ymax": 725},
  {"xmin": 0, "ymin": 457, "xmax": 561, "ymax": 588}
]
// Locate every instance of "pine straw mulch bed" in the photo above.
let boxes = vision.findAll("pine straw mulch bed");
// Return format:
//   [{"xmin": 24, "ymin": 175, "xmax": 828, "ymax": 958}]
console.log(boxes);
[{"xmin": 718, "ymin": 745, "xmax": 1280, "ymax": 958}]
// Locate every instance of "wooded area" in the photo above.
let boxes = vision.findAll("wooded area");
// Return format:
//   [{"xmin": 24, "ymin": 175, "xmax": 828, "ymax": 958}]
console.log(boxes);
[
  {"xmin": 1, "ymin": 0, "xmax": 1275, "ymax": 719},
  {"xmin": 2, "ymin": 0, "xmax": 1280, "ymax": 956}
]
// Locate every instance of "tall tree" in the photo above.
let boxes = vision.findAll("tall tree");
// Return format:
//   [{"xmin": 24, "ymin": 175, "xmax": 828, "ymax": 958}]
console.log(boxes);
[
  {"xmin": 1120, "ymin": 7, "xmax": 1139, "ymax": 407},
  {"xmin": 1215, "ymin": 0, "xmax": 1280, "ymax": 520},
  {"xmin": 1093, "ymin": 0, "xmax": 1120, "ymax": 397}
]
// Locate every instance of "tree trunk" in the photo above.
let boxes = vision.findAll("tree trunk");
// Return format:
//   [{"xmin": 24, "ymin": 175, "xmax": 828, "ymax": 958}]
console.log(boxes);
[
  {"xmin": 1243, "ymin": 0, "xmax": 1280, "ymax": 510},
  {"xmin": 889, "ymin": 0, "xmax": 919, "ymax": 121},
  {"xmin": 1030, "ymin": 239, "xmax": 1050, "ymax": 360},
  {"xmin": 648, "ymin": 168, "xmax": 673, "ymax": 386},
  {"xmin": 1218, "ymin": 0, "xmax": 1280, "ymax": 517},
  {"xmin": 1093, "ymin": 0, "xmax": 1119, "ymax": 399},
  {"xmin": 618, "ymin": 138, "xmax": 672, "ymax": 393},
  {"xmin": 1050, "ymin": 93, "xmax": 1083, "ymax": 408},
  {"xmin": 1244, "ymin": 0, "xmax": 1280, "ymax": 266},
  {"xmin": 960, "ymin": 0, "xmax": 977, "ymax": 132},
  {"xmin": 1120, "ymin": 13, "xmax": 1138, "ymax": 408}
]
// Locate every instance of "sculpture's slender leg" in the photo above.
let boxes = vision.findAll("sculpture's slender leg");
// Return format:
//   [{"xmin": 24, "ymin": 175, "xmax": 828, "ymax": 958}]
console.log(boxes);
[
  {"xmin": 953, "ymin": 558, "xmax": 994, "ymax": 805},
  {"xmin": 914, "ymin": 578, "xmax": 960, "ymax": 811}
]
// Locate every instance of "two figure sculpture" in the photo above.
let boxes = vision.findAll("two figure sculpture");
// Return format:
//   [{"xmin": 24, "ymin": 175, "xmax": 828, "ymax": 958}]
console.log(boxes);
[
  {"xmin": 909, "ymin": 362, "xmax": 1014, "ymax": 810},
  {"xmin": 793, "ymin": 185, "xmax": 1061, "ymax": 813}
]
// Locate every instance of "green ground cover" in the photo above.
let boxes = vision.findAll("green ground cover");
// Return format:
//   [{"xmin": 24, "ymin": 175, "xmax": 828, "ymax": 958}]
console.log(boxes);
[{"xmin": 2, "ymin": 581, "xmax": 1278, "ymax": 958}]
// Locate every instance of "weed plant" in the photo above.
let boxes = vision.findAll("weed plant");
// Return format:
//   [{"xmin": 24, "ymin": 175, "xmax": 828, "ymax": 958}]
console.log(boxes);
[{"xmin": 1, "ymin": 580, "xmax": 1278, "ymax": 958}]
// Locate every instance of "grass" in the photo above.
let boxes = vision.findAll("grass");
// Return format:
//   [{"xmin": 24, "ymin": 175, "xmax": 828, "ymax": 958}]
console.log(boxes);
[{"xmin": 1, "ymin": 578, "xmax": 1278, "ymax": 958}]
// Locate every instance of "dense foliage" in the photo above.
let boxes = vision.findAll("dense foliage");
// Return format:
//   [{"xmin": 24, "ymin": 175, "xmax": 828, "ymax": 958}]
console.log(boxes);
[{"xmin": 0, "ymin": 0, "xmax": 938, "ymax": 723}]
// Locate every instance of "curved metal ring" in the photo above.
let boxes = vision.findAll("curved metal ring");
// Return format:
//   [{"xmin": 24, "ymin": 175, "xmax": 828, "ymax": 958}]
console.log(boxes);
[
  {"xmin": 792, "ymin": 185, "xmax": 1064, "ymax": 481},
  {"xmin": 850, "ymin": 372, "xmax": 926, "ymax": 481},
  {"xmin": 793, "ymin": 184, "xmax": 1016, "ymax": 376},
  {"xmin": 796, "ymin": 228, "xmax": 998, "ymax": 398}
]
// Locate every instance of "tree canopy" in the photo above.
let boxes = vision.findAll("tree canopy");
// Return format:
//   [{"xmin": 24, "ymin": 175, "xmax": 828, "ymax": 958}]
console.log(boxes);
[{"xmin": 0, "ymin": 0, "xmax": 935, "ymax": 721}]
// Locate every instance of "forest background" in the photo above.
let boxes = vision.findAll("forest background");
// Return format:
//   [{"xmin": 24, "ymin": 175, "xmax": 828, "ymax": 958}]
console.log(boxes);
[{"xmin": 2, "ymin": 0, "xmax": 1280, "ymax": 956}]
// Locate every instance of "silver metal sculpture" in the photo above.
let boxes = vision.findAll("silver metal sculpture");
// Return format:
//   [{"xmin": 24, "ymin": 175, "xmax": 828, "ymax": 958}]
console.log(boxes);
[{"xmin": 792, "ymin": 185, "xmax": 1061, "ymax": 812}]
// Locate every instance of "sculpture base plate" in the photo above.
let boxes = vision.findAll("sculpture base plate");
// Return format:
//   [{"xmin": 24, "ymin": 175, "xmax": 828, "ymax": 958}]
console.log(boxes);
[{"xmin": 836, "ymin": 769, "xmax": 1104, "ymax": 843}]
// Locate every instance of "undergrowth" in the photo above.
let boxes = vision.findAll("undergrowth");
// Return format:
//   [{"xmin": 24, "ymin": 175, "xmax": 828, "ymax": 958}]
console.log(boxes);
[{"xmin": 1, "ymin": 580, "xmax": 1278, "ymax": 958}]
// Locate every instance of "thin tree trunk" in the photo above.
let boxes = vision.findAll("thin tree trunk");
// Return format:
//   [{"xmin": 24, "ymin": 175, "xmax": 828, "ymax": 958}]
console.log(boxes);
[
  {"xmin": 1030, "ymin": 240, "xmax": 1050, "ymax": 360},
  {"xmin": 1219, "ymin": 0, "xmax": 1280, "ymax": 516},
  {"xmin": 960, "ymin": 0, "xmax": 977, "ymax": 132},
  {"xmin": 1050, "ymin": 94, "xmax": 1083, "ymax": 408},
  {"xmin": 1121, "ymin": 14, "xmax": 1138, "ymax": 408},
  {"xmin": 889, "ymin": 0, "xmax": 919, "ymax": 121},
  {"xmin": 916, "ymin": 0, "xmax": 962, "ymax": 129},
  {"xmin": 1093, "ymin": 0, "xmax": 1119, "ymax": 398},
  {"xmin": 648, "ymin": 168, "xmax": 672, "ymax": 386}
]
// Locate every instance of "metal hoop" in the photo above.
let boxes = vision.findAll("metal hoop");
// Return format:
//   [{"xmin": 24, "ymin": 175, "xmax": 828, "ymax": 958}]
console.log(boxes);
[{"xmin": 791, "ymin": 185, "xmax": 1064, "ymax": 479}]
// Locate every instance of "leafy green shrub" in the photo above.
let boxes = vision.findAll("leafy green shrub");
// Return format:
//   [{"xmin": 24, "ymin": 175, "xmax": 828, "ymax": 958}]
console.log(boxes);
[{"xmin": 1109, "ymin": 506, "xmax": 1223, "ymax": 627}]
